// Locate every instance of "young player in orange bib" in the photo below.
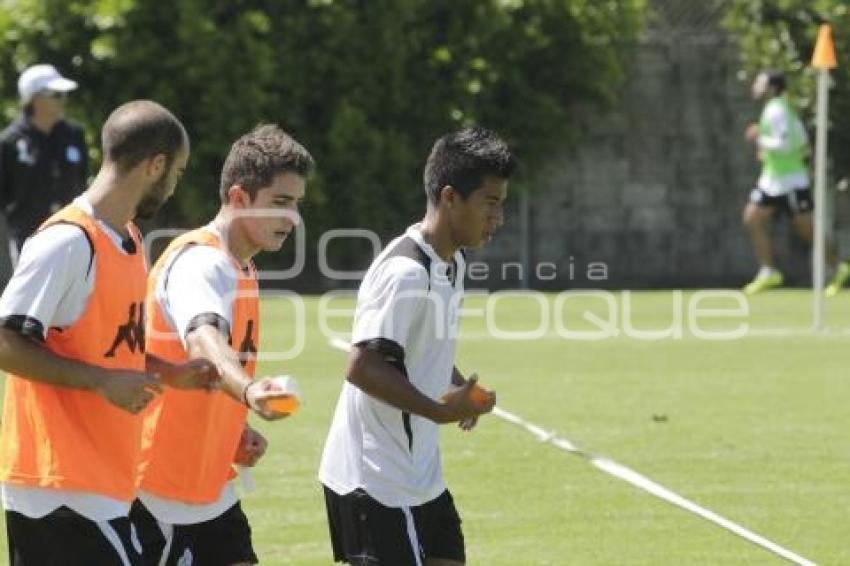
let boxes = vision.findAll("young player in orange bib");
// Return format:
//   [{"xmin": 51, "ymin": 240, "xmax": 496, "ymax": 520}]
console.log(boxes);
[{"xmin": 132, "ymin": 124, "xmax": 314, "ymax": 566}]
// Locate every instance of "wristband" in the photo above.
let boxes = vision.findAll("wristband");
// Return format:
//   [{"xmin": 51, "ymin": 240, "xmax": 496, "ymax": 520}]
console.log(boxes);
[{"xmin": 241, "ymin": 381, "xmax": 256, "ymax": 408}]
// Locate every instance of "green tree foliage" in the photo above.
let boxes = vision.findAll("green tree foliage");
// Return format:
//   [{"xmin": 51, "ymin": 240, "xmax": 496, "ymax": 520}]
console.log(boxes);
[
  {"xmin": 0, "ymin": 0, "xmax": 646, "ymax": 280},
  {"xmin": 723, "ymin": 1, "xmax": 850, "ymax": 179}
]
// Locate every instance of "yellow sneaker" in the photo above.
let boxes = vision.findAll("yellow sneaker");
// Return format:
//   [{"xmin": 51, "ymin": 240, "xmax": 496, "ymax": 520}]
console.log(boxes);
[
  {"xmin": 825, "ymin": 262, "xmax": 850, "ymax": 297},
  {"xmin": 743, "ymin": 271, "xmax": 783, "ymax": 295}
]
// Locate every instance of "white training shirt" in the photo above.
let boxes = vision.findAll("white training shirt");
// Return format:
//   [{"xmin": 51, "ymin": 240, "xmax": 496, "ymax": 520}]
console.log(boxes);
[
  {"xmin": 0, "ymin": 196, "xmax": 138, "ymax": 521},
  {"xmin": 319, "ymin": 224, "xmax": 465, "ymax": 507},
  {"xmin": 756, "ymin": 98, "xmax": 810, "ymax": 195},
  {"xmin": 154, "ymin": 223, "xmax": 240, "ymax": 348},
  {"xmin": 138, "ymin": 222, "xmax": 242, "ymax": 524}
]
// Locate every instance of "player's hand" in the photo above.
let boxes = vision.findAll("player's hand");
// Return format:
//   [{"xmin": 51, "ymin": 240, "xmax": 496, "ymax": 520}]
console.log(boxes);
[
  {"xmin": 96, "ymin": 369, "xmax": 162, "ymax": 414},
  {"xmin": 159, "ymin": 358, "xmax": 220, "ymax": 391},
  {"xmin": 459, "ymin": 415, "xmax": 479, "ymax": 431},
  {"xmin": 234, "ymin": 425, "xmax": 267, "ymax": 467},
  {"xmin": 245, "ymin": 377, "xmax": 294, "ymax": 421},
  {"xmin": 745, "ymin": 123, "xmax": 759, "ymax": 141},
  {"xmin": 436, "ymin": 375, "xmax": 495, "ymax": 424}
]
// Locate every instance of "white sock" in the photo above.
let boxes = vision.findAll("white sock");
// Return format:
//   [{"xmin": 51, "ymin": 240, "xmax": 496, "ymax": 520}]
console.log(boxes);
[{"xmin": 757, "ymin": 266, "xmax": 778, "ymax": 279}]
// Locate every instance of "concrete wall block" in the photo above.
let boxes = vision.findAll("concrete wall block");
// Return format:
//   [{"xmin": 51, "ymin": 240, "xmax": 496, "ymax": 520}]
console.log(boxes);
[
  {"xmin": 572, "ymin": 207, "xmax": 629, "ymax": 233},
  {"xmin": 668, "ymin": 181, "xmax": 716, "ymax": 207},
  {"xmin": 574, "ymin": 175, "xmax": 622, "ymax": 207},
  {"xmin": 566, "ymin": 231, "xmax": 623, "ymax": 265},
  {"xmin": 622, "ymin": 183, "xmax": 668, "ymax": 207},
  {"xmin": 628, "ymin": 205, "xmax": 675, "ymax": 231},
  {"xmin": 671, "ymin": 229, "xmax": 711, "ymax": 257},
  {"xmin": 617, "ymin": 231, "xmax": 675, "ymax": 279},
  {"xmin": 673, "ymin": 207, "xmax": 723, "ymax": 233}
]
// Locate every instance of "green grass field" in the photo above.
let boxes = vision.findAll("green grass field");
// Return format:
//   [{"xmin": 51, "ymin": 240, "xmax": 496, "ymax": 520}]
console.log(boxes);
[{"xmin": 3, "ymin": 290, "xmax": 850, "ymax": 564}]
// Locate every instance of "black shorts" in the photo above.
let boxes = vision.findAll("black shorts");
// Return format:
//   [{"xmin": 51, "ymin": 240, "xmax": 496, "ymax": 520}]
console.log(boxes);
[
  {"xmin": 6, "ymin": 506, "xmax": 143, "ymax": 566},
  {"xmin": 130, "ymin": 499, "xmax": 257, "ymax": 566},
  {"xmin": 323, "ymin": 486, "xmax": 465, "ymax": 565},
  {"xmin": 749, "ymin": 187, "xmax": 813, "ymax": 216}
]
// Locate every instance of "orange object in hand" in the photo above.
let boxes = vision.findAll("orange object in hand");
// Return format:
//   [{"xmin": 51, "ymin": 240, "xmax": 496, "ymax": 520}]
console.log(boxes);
[
  {"xmin": 264, "ymin": 375, "xmax": 301, "ymax": 415},
  {"xmin": 469, "ymin": 382, "xmax": 493, "ymax": 409},
  {"xmin": 265, "ymin": 394, "xmax": 300, "ymax": 415}
]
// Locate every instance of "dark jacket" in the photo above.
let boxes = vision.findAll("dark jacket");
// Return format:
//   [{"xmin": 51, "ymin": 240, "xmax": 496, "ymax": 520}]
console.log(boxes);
[{"xmin": 0, "ymin": 114, "xmax": 88, "ymax": 239}]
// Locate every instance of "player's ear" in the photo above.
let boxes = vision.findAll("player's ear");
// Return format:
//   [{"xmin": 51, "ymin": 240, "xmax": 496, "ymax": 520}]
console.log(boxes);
[
  {"xmin": 226, "ymin": 185, "xmax": 250, "ymax": 207},
  {"xmin": 144, "ymin": 154, "xmax": 167, "ymax": 180},
  {"xmin": 441, "ymin": 185, "xmax": 458, "ymax": 208}
]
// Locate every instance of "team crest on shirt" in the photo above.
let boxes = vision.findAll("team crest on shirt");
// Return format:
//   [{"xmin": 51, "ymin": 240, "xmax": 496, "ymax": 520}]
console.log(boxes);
[
  {"xmin": 16, "ymin": 138, "xmax": 35, "ymax": 165},
  {"xmin": 66, "ymin": 145, "xmax": 82, "ymax": 163},
  {"xmin": 176, "ymin": 548, "xmax": 193, "ymax": 566}
]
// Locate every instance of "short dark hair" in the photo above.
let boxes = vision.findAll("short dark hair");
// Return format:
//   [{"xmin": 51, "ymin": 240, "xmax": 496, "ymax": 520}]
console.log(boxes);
[
  {"xmin": 765, "ymin": 70, "xmax": 786, "ymax": 94},
  {"xmin": 101, "ymin": 100, "xmax": 188, "ymax": 172},
  {"xmin": 219, "ymin": 124, "xmax": 315, "ymax": 202},
  {"xmin": 423, "ymin": 126, "xmax": 516, "ymax": 204}
]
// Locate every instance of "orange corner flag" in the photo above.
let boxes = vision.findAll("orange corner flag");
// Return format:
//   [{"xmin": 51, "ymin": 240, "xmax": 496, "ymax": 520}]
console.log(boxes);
[{"xmin": 812, "ymin": 24, "xmax": 837, "ymax": 69}]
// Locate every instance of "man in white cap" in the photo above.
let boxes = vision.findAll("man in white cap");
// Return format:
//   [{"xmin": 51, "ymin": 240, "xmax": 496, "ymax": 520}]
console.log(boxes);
[{"xmin": 0, "ymin": 63, "xmax": 87, "ymax": 267}]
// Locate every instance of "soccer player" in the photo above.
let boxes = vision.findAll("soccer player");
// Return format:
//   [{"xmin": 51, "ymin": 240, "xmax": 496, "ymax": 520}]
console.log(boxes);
[
  {"xmin": 741, "ymin": 69, "xmax": 850, "ymax": 295},
  {"xmin": 319, "ymin": 126, "xmax": 515, "ymax": 565},
  {"xmin": 0, "ymin": 100, "xmax": 208, "ymax": 565},
  {"xmin": 132, "ymin": 124, "xmax": 314, "ymax": 566}
]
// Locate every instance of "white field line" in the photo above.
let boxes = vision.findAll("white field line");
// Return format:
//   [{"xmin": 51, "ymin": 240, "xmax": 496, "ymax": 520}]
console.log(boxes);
[
  {"xmin": 491, "ymin": 405, "xmax": 815, "ymax": 566},
  {"xmin": 328, "ymin": 338, "xmax": 817, "ymax": 566},
  {"xmin": 446, "ymin": 327, "xmax": 850, "ymax": 340}
]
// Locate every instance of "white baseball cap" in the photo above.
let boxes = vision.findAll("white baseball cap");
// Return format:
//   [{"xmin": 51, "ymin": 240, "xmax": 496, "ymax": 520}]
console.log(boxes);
[{"xmin": 18, "ymin": 64, "xmax": 78, "ymax": 103}]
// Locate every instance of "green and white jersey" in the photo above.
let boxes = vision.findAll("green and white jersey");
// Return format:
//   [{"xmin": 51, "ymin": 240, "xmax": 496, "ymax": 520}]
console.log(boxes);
[{"xmin": 756, "ymin": 96, "xmax": 809, "ymax": 195}]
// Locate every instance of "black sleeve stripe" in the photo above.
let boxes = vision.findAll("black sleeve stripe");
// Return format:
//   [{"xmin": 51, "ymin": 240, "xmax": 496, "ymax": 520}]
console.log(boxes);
[
  {"xmin": 43, "ymin": 220, "xmax": 95, "ymax": 278},
  {"xmin": 0, "ymin": 315, "xmax": 45, "ymax": 342},
  {"xmin": 354, "ymin": 338, "xmax": 406, "ymax": 370},
  {"xmin": 185, "ymin": 312, "xmax": 231, "ymax": 343}
]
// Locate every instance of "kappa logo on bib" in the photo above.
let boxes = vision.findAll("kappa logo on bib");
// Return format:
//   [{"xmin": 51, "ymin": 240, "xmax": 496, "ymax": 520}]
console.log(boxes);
[
  {"xmin": 104, "ymin": 302, "xmax": 145, "ymax": 357},
  {"xmin": 237, "ymin": 318, "xmax": 257, "ymax": 367},
  {"xmin": 177, "ymin": 548, "xmax": 193, "ymax": 566}
]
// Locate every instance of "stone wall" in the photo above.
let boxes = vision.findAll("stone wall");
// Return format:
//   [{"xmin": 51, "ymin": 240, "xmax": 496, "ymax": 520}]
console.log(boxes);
[{"xmin": 470, "ymin": 9, "xmax": 840, "ymax": 290}]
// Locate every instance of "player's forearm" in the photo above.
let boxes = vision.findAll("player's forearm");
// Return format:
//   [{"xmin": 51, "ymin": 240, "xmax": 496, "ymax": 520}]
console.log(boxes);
[
  {"xmin": 145, "ymin": 354, "xmax": 174, "ymax": 375},
  {"xmin": 0, "ymin": 327, "xmax": 101, "ymax": 390},
  {"xmin": 185, "ymin": 326, "xmax": 251, "ymax": 402},
  {"xmin": 347, "ymin": 349, "xmax": 447, "ymax": 422},
  {"xmin": 145, "ymin": 353, "xmax": 212, "ymax": 390}
]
